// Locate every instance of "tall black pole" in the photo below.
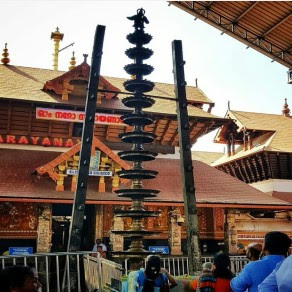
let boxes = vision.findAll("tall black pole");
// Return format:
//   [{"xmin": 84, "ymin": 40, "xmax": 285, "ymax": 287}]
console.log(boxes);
[
  {"xmin": 67, "ymin": 25, "xmax": 105, "ymax": 252},
  {"xmin": 172, "ymin": 40, "xmax": 202, "ymax": 275}
]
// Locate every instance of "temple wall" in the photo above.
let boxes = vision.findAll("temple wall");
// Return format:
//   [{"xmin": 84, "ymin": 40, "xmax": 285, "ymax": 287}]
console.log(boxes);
[{"xmin": 250, "ymin": 179, "xmax": 292, "ymax": 193}]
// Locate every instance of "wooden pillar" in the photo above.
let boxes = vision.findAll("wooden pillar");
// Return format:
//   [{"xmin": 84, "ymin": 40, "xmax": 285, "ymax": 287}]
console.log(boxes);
[
  {"xmin": 95, "ymin": 205, "xmax": 104, "ymax": 239},
  {"xmin": 224, "ymin": 210, "xmax": 237, "ymax": 255},
  {"xmin": 111, "ymin": 216, "xmax": 124, "ymax": 252},
  {"xmin": 169, "ymin": 209, "xmax": 183, "ymax": 255},
  {"xmin": 36, "ymin": 204, "xmax": 53, "ymax": 253}
]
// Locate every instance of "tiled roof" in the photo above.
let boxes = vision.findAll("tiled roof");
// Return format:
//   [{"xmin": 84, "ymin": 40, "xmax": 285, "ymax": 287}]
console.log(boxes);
[
  {"xmin": 192, "ymin": 151, "xmax": 224, "ymax": 165},
  {"xmin": 272, "ymin": 191, "xmax": 292, "ymax": 204},
  {"xmin": 0, "ymin": 149, "xmax": 290, "ymax": 207},
  {"xmin": 0, "ymin": 64, "xmax": 221, "ymax": 120},
  {"xmin": 212, "ymin": 132, "xmax": 275, "ymax": 166},
  {"xmin": 213, "ymin": 110, "xmax": 292, "ymax": 165},
  {"xmin": 229, "ymin": 110, "xmax": 292, "ymax": 152}
]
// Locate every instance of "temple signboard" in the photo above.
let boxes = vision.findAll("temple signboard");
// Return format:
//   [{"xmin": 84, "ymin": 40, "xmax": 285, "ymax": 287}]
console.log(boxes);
[
  {"xmin": 66, "ymin": 169, "xmax": 112, "ymax": 176},
  {"xmin": 0, "ymin": 134, "xmax": 80, "ymax": 147},
  {"xmin": 36, "ymin": 107, "xmax": 124, "ymax": 126}
]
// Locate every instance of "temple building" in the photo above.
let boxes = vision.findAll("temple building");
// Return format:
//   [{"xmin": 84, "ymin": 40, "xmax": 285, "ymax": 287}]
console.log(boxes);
[{"xmin": 0, "ymin": 32, "xmax": 291, "ymax": 256}]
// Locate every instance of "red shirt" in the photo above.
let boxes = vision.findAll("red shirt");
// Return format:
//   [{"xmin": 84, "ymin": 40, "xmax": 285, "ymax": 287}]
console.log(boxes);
[{"xmin": 190, "ymin": 277, "xmax": 231, "ymax": 292}]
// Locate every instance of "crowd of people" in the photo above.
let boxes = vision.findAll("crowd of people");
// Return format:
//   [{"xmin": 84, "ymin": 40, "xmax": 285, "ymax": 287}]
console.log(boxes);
[
  {"xmin": 124, "ymin": 231, "xmax": 291, "ymax": 292},
  {"xmin": 0, "ymin": 231, "xmax": 290, "ymax": 291}
]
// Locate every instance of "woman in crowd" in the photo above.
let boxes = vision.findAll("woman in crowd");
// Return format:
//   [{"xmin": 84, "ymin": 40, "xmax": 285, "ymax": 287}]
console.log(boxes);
[
  {"xmin": 136, "ymin": 255, "xmax": 177, "ymax": 292},
  {"xmin": 0, "ymin": 265, "xmax": 42, "ymax": 292},
  {"xmin": 190, "ymin": 253, "xmax": 233, "ymax": 292}
]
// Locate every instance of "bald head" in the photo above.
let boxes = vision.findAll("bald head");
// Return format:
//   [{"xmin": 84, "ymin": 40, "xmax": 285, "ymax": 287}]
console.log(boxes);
[{"xmin": 246, "ymin": 242, "xmax": 262, "ymax": 261}]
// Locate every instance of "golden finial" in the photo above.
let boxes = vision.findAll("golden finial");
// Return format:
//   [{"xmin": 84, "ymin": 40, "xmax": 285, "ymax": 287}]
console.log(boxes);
[
  {"xmin": 282, "ymin": 98, "xmax": 290, "ymax": 117},
  {"xmin": 69, "ymin": 51, "xmax": 76, "ymax": 70},
  {"xmin": 1, "ymin": 43, "xmax": 10, "ymax": 65},
  {"xmin": 51, "ymin": 27, "xmax": 64, "ymax": 70}
]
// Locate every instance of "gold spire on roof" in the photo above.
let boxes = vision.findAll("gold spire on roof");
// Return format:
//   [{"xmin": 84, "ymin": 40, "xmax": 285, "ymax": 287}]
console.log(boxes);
[
  {"xmin": 51, "ymin": 27, "xmax": 64, "ymax": 70},
  {"xmin": 69, "ymin": 51, "xmax": 76, "ymax": 70},
  {"xmin": 1, "ymin": 43, "xmax": 10, "ymax": 65},
  {"xmin": 282, "ymin": 98, "xmax": 290, "ymax": 117}
]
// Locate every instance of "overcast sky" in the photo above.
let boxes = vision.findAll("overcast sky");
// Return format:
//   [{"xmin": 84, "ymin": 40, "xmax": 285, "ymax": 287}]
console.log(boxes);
[{"xmin": 1, "ymin": 1, "xmax": 291, "ymax": 152}]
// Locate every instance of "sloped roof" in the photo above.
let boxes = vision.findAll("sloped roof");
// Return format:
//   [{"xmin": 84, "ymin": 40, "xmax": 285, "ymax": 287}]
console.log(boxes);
[
  {"xmin": 229, "ymin": 110, "xmax": 292, "ymax": 153},
  {"xmin": 212, "ymin": 109, "xmax": 292, "ymax": 165},
  {"xmin": 192, "ymin": 151, "xmax": 224, "ymax": 165},
  {"xmin": 0, "ymin": 64, "xmax": 221, "ymax": 120},
  {"xmin": 212, "ymin": 131, "xmax": 275, "ymax": 166},
  {"xmin": 272, "ymin": 191, "xmax": 292, "ymax": 204},
  {"xmin": 0, "ymin": 149, "xmax": 290, "ymax": 208},
  {"xmin": 173, "ymin": 1, "xmax": 292, "ymax": 68}
]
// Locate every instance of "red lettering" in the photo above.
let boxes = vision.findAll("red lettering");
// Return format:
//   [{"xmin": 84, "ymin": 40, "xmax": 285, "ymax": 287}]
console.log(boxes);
[
  {"xmin": 18, "ymin": 136, "xmax": 29, "ymax": 144},
  {"xmin": 0, "ymin": 135, "xmax": 3, "ymax": 143},
  {"xmin": 64, "ymin": 139, "xmax": 74, "ymax": 148},
  {"xmin": 55, "ymin": 111, "xmax": 63, "ymax": 119},
  {"xmin": 37, "ymin": 110, "xmax": 45, "ymax": 117},
  {"xmin": 79, "ymin": 113, "xmax": 85, "ymax": 121},
  {"xmin": 31, "ymin": 137, "xmax": 40, "ymax": 145},
  {"xmin": 6, "ymin": 135, "xmax": 16, "ymax": 143},
  {"xmin": 107, "ymin": 116, "xmax": 114, "ymax": 123},
  {"xmin": 99, "ymin": 115, "xmax": 106, "ymax": 122},
  {"xmin": 42, "ymin": 137, "xmax": 51, "ymax": 146},
  {"xmin": 53, "ymin": 138, "xmax": 63, "ymax": 147}
]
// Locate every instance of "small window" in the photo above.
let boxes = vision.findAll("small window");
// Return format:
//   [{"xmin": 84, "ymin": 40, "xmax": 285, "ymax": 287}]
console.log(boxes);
[{"xmin": 72, "ymin": 123, "xmax": 83, "ymax": 137}]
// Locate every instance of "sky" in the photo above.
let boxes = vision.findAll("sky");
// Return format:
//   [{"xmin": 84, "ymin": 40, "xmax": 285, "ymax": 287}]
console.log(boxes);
[{"xmin": 1, "ymin": 1, "xmax": 291, "ymax": 152}]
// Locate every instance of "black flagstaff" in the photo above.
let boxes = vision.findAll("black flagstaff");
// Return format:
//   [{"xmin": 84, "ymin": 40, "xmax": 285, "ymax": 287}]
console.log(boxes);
[
  {"xmin": 67, "ymin": 25, "xmax": 106, "ymax": 252},
  {"xmin": 172, "ymin": 40, "xmax": 202, "ymax": 275}
]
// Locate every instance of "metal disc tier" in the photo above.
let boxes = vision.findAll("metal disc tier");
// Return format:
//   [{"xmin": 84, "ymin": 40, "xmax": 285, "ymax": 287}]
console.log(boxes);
[
  {"xmin": 114, "ymin": 210, "xmax": 159, "ymax": 218},
  {"xmin": 124, "ymin": 79, "xmax": 154, "ymax": 93},
  {"xmin": 115, "ymin": 188, "xmax": 160, "ymax": 198},
  {"xmin": 111, "ymin": 251, "xmax": 157, "ymax": 258},
  {"xmin": 119, "ymin": 131, "xmax": 156, "ymax": 144},
  {"xmin": 124, "ymin": 64, "xmax": 154, "ymax": 76},
  {"xmin": 122, "ymin": 95, "xmax": 155, "ymax": 108},
  {"xmin": 117, "ymin": 169, "xmax": 158, "ymax": 180},
  {"xmin": 126, "ymin": 31, "xmax": 152, "ymax": 45},
  {"xmin": 118, "ymin": 150, "xmax": 157, "ymax": 162},
  {"xmin": 121, "ymin": 113, "xmax": 154, "ymax": 126},
  {"xmin": 112, "ymin": 230, "xmax": 157, "ymax": 236},
  {"xmin": 125, "ymin": 47, "xmax": 153, "ymax": 60}
]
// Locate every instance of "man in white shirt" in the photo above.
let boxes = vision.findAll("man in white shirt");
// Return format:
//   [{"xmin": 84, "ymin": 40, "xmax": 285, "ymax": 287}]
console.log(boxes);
[{"xmin": 92, "ymin": 238, "xmax": 107, "ymax": 253}]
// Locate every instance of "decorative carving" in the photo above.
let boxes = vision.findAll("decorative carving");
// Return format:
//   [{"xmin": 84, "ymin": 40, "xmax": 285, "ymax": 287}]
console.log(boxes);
[
  {"xmin": 214, "ymin": 208, "xmax": 224, "ymax": 239},
  {"xmin": 36, "ymin": 204, "xmax": 52, "ymax": 252},
  {"xmin": 169, "ymin": 208, "xmax": 183, "ymax": 255},
  {"xmin": 111, "ymin": 216, "xmax": 124, "ymax": 251},
  {"xmin": 0, "ymin": 203, "xmax": 38, "ymax": 239},
  {"xmin": 94, "ymin": 205, "xmax": 104, "ymax": 240},
  {"xmin": 226, "ymin": 211, "xmax": 237, "ymax": 254}
]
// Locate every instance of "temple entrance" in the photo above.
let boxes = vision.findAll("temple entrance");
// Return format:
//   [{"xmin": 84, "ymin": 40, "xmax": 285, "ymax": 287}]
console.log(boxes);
[{"xmin": 51, "ymin": 204, "xmax": 95, "ymax": 251}]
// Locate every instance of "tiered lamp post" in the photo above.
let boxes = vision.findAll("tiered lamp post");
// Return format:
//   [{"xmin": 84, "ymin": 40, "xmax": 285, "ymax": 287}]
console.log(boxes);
[{"xmin": 112, "ymin": 8, "xmax": 159, "ymax": 268}]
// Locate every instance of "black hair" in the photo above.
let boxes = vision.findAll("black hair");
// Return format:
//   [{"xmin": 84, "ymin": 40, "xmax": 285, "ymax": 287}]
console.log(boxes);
[
  {"xmin": 213, "ymin": 253, "xmax": 233, "ymax": 280},
  {"xmin": 264, "ymin": 231, "xmax": 291, "ymax": 255},
  {"xmin": 0, "ymin": 265, "xmax": 34, "ymax": 292},
  {"xmin": 143, "ymin": 256, "xmax": 161, "ymax": 292},
  {"xmin": 248, "ymin": 247, "xmax": 261, "ymax": 260}
]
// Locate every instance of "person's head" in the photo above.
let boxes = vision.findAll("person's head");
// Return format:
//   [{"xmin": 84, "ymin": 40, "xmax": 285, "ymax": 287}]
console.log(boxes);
[
  {"xmin": 246, "ymin": 242, "xmax": 262, "ymax": 261},
  {"xmin": 0, "ymin": 265, "xmax": 41, "ymax": 292},
  {"xmin": 263, "ymin": 231, "xmax": 291, "ymax": 256},
  {"xmin": 202, "ymin": 262, "xmax": 212, "ymax": 274},
  {"xmin": 213, "ymin": 252, "xmax": 233, "ymax": 280},
  {"xmin": 143, "ymin": 255, "xmax": 161, "ymax": 292},
  {"xmin": 95, "ymin": 238, "xmax": 102, "ymax": 245}
]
